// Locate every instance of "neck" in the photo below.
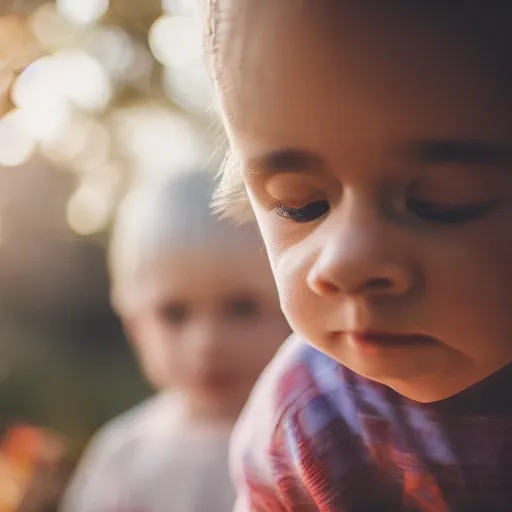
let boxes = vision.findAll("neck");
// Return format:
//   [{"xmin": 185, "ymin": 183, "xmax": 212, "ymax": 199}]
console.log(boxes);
[{"xmin": 178, "ymin": 392, "xmax": 243, "ymax": 427}]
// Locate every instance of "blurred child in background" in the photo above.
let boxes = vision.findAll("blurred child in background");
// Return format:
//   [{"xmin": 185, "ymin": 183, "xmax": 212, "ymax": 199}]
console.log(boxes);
[{"xmin": 60, "ymin": 169, "xmax": 290, "ymax": 512}]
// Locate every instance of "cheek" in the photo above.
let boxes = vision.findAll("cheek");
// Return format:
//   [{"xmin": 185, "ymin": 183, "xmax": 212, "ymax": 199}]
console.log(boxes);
[
  {"xmin": 250, "ymin": 201, "xmax": 306, "ymax": 272},
  {"xmin": 271, "ymin": 239, "xmax": 327, "ymax": 340},
  {"xmin": 426, "ymin": 218, "xmax": 512, "ymax": 298},
  {"xmin": 145, "ymin": 337, "xmax": 176, "ymax": 368},
  {"xmin": 250, "ymin": 203, "xmax": 323, "ymax": 337},
  {"xmin": 141, "ymin": 326, "xmax": 181, "ymax": 369},
  {"xmin": 137, "ymin": 343, "xmax": 179, "ymax": 389},
  {"xmin": 424, "ymin": 226, "xmax": 512, "ymax": 355}
]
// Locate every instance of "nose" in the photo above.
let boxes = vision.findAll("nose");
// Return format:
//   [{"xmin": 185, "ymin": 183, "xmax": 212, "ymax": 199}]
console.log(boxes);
[
  {"xmin": 188, "ymin": 318, "xmax": 224, "ymax": 358},
  {"xmin": 307, "ymin": 202, "xmax": 416, "ymax": 299}
]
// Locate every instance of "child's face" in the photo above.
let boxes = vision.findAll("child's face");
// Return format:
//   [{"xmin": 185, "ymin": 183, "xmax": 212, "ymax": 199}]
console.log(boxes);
[
  {"xmin": 219, "ymin": 3, "xmax": 512, "ymax": 402},
  {"xmin": 128, "ymin": 248, "xmax": 289, "ymax": 414}
]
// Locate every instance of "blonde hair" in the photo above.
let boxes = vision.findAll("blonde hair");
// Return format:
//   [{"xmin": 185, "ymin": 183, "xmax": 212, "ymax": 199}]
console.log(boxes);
[
  {"xmin": 203, "ymin": 0, "xmax": 254, "ymax": 222},
  {"xmin": 109, "ymin": 168, "xmax": 263, "ymax": 314}
]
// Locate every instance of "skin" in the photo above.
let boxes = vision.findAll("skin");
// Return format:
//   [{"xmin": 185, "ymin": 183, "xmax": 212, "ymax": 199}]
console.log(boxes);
[
  {"xmin": 218, "ymin": 1, "xmax": 512, "ymax": 403},
  {"xmin": 125, "ymin": 248, "xmax": 290, "ymax": 423}
]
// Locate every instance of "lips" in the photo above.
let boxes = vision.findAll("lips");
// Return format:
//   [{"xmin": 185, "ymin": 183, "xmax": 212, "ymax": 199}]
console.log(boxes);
[{"xmin": 193, "ymin": 366, "xmax": 234, "ymax": 389}]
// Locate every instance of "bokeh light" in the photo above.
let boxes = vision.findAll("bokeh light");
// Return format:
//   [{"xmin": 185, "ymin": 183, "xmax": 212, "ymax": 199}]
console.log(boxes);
[
  {"xmin": 56, "ymin": 0, "xmax": 109, "ymax": 27},
  {"xmin": 149, "ymin": 15, "xmax": 201, "ymax": 68},
  {"xmin": 162, "ymin": 0, "xmax": 197, "ymax": 17},
  {"xmin": 44, "ymin": 116, "xmax": 111, "ymax": 172},
  {"xmin": 163, "ymin": 59, "xmax": 213, "ymax": 113},
  {"xmin": 12, "ymin": 56, "xmax": 63, "ymax": 108},
  {"xmin": 81, "ymin": 27, "xmax": 135, "ymax": 81},
  {"xmin": 18, "ymin": 100, "xmax": 71, "ymax": 144},
  {"xmin": 66, "ymin": 164, "xmax": 122, "ymax": 236},
  {"xmin": 29, "ymin": 3, "xmax": 78, "ymax": 51},
  {"xmin": 0, "ymin": 0, "xmax": 215, "ymax": 237},
  {"xmin": 112, "ymin": 105, "xmax": 203, "ymax": 178},
  {"xmin": 13, "ymin": 50, "xmax": 112, "ymax": 113},
  {"xmin": 71, "ymin": 120, "xmax": 111, "ymax": 172},
  {"xmin": 0, "ymin": 110, "xmax": 36, "ymax": 167},
  {"xmin": 53, "ymin": 50, "xmax": 112, "ymax": 112},
  {"xmin": 67, "ymin": 184, "xmax": 111, "ymax": 236}
]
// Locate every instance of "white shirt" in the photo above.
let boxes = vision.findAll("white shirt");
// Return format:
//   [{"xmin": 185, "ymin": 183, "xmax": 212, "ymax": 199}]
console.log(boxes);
[{"xmin": 60, "ymin": 392, "xmax": 235, "ymax": 512}]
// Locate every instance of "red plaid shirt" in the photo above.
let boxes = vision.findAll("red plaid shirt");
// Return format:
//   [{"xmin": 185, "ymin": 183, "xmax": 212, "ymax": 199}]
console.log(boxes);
[{"xmin": 231, "ymin": 335, "xmax": 512, "ymax": 511}]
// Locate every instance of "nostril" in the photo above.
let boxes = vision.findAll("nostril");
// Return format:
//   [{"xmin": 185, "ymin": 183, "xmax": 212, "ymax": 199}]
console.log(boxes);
[{"xmin": 317, "ymin": 280, "xmax": 340, "ymax": 295}]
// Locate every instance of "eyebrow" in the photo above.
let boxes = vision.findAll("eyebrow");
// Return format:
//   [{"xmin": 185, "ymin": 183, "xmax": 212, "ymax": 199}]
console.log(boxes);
[
  {"xmin": 407, "ymin": 139, "xmax": 512, "ymax": 166},
  {"xmin": 246, "ymin": 149, "xmax": 326, "ymax": 175},
  {"xmin": 245, "ymin": 139, "xmax": 511, "ymax": 176}
]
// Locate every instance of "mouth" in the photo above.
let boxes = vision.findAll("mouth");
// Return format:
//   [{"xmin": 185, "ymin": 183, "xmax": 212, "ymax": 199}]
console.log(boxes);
[
  {"xmin": 346, "ymin": 331, "xmax": 438, "ymax": 353},
  {"xmin": 194, "ymin": 367, "xmax": 234, "ymax": 389}
]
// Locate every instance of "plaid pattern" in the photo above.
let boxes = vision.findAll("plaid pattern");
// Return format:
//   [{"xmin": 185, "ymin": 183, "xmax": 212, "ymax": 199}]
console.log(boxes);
[{"xmin": 231, "ymin": 336, "xmax": 512, "ymax": 511}]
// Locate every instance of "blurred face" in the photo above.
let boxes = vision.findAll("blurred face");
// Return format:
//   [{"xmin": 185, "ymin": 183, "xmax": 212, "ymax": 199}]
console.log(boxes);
[
  {"xmin": 128, "ymin": 247, "xmax": 289, "ymax": 415},
  {"xmin": 219, "ymin": 2, "xmax": 512, "ymax": 402}
]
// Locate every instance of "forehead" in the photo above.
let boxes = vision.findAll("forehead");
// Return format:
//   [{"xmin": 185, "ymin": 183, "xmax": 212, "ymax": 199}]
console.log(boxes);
[
  {"xmin": 220, "ymin": 2, "xmax": 512, "ymax": 159},
  {"xmin": 141, "ymin": 248, "xmax": 277, "ymax": 302}
]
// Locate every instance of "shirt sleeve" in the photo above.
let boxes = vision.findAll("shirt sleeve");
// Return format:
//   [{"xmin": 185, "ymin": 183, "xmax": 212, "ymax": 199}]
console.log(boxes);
[
  {"xmin": 230, "ymin": 391, "xmax": 289, "ymax": 512},
  {"xmin": 230, "ymin": 337, "xmax": 313, "ymax": 512}
]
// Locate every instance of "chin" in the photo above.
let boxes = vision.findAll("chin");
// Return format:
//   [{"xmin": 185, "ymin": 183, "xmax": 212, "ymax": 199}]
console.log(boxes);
[
  {"xmin": 386, "ymin": 380, "xmax": 465, "ymax": 404},
  {"xmin": 369, "ymin": 367, "xmax": 483, "ymax": 404},
  {"xmin": 340, "ymin": 356, "xmax": 453, "ymax": 401}
]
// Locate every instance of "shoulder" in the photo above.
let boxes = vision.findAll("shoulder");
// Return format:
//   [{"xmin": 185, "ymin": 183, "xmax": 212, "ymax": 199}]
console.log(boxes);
[
  {"xmin": 78, "ymin": 393, "xmax": 180, "ymax": 479},
  {"xmin": 230, "ymin": 336, "xmax": 411, "ymax": 509},
  {"xmin": 94, "ymin": 394, "xmax": 168, "ymax": 447},
  {"xmin": 230, "ymin": 335, "xmax": 396, "ymax": 509},
  {"xmin": 231, "ymin": 334, "xmax": 349, "ymax": 478},
  {"xmin": 60, "ymin": 394, "xmax": 180, "ymax": 511},
  {"xmin": 234, "ymin": 333, "xmax": 345, "ymax": 429}
]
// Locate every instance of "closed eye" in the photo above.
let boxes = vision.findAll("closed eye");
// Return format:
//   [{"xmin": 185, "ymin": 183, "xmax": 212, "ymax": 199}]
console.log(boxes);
[
  {"xmin": 407, "ymin": 198, "xmax": 500, "ymax": 224},
  {"xmin": 275, "ymin": 200, "xmax": 329, "ymax": 223}
]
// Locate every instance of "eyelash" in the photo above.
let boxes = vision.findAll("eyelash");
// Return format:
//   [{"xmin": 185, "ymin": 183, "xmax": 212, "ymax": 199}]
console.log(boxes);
[
  {"xmin": 407, "ymin": 199, "xmax": 499, "ymax": 224},
  {"xmin": 275, "ymin": 199, "xmax": 498, "ymax": 224},
  {"xmin": 275, "ymin": 201, "xmax": 329, "ymax": 223}
]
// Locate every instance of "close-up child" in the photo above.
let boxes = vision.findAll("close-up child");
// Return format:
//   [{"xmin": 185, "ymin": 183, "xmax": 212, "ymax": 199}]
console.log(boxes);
[
  {"xmin": 205, "ymin": 1, "xmax": 512, "ymax": 510},
  {"xmin": 60, "ymin": 169, "xmax": 290, "ymax": 512}
]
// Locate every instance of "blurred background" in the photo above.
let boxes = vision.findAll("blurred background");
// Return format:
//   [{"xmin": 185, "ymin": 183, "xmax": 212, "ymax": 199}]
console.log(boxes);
[{"xmin": 0, "ymin": 0, "xmax": 218, "ymax": 507}]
